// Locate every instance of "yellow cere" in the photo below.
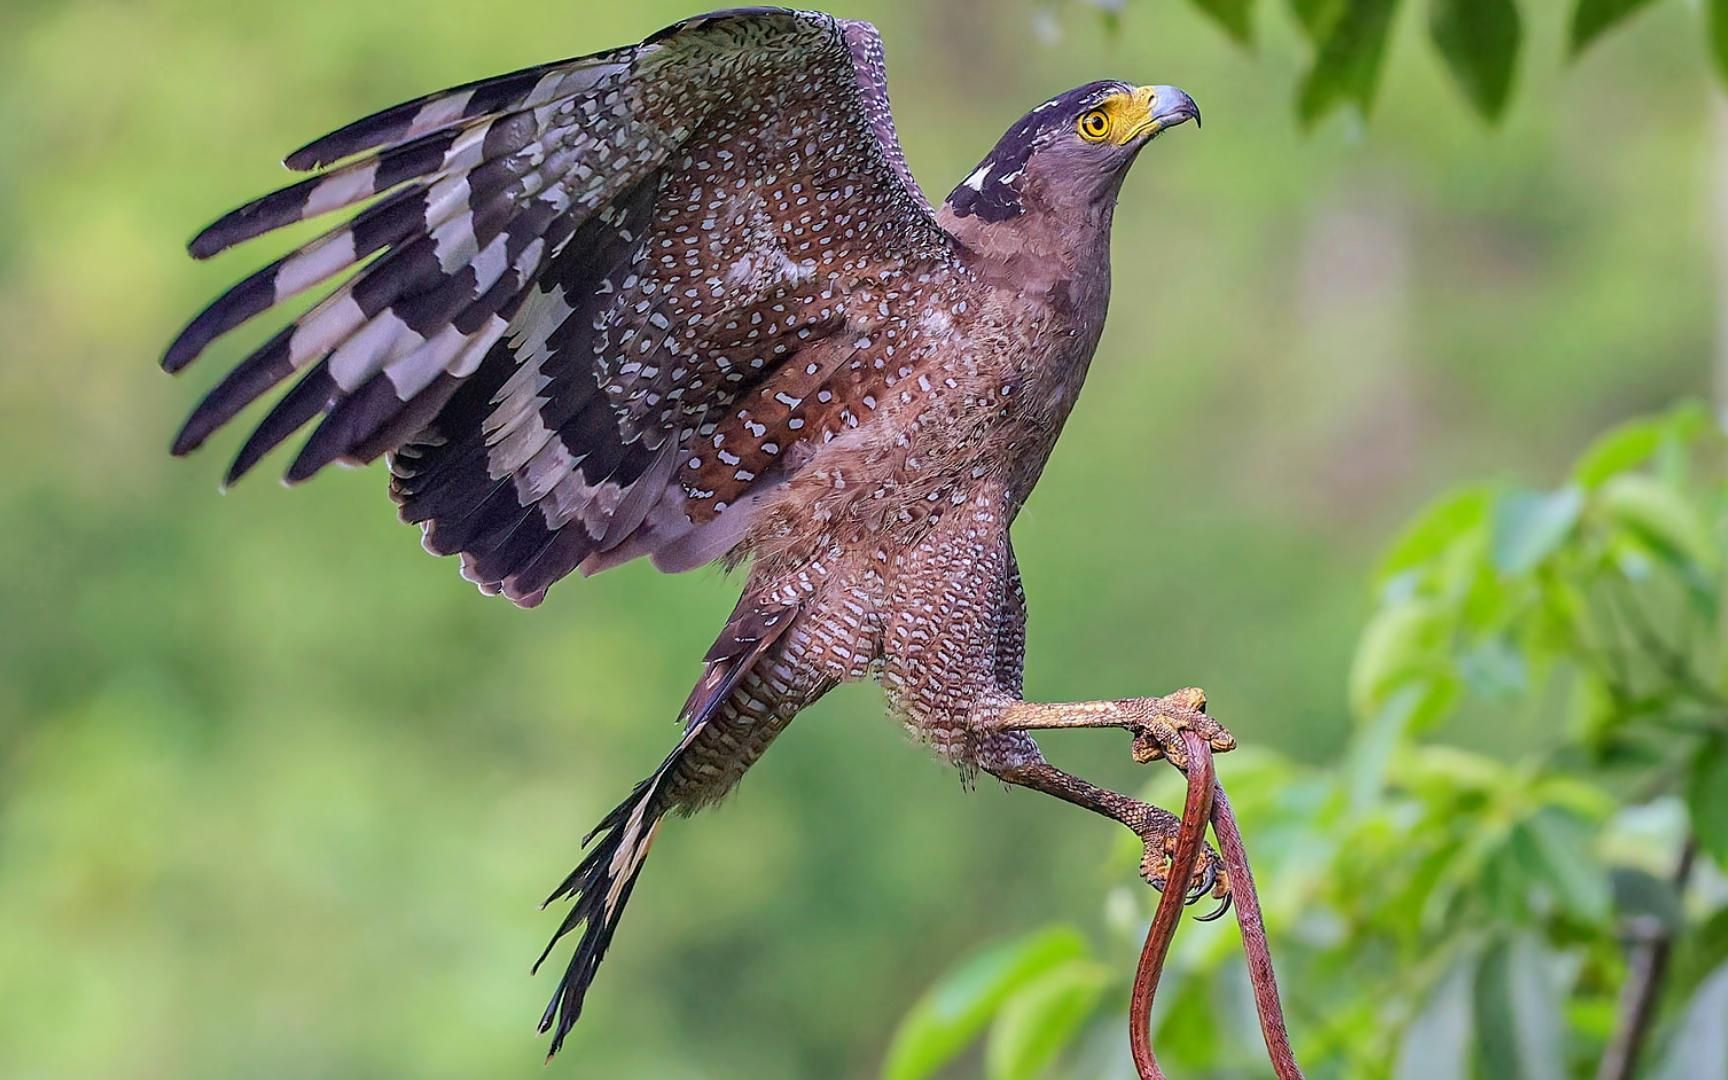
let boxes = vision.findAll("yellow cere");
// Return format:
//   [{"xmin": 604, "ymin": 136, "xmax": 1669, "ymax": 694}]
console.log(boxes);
[{"xmin": 1076, "ymin": 86, "xmax": 1162, "ymax": 145}]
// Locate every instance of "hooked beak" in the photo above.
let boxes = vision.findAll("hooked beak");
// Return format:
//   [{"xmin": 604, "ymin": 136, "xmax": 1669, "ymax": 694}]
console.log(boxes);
[{"xmin": 1128, "ymin": 85, "xmax": 1201, "ymax": 142}]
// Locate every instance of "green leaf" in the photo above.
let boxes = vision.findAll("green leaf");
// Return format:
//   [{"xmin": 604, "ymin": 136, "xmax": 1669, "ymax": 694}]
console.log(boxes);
[
  {"xmin": 1518, "ymin": 807, "xmax": 1612, "ymax": 924},
  {"xmin": 1492, "ymin": 487, "xmax": 1583, "ymax": 575},
  {"xmin": 1599, "ymin": 474, "xmax": 1719, "ymax": 573},
  {"xmin": 1349, "ymin": 601, "xmax": 1448, "ymax": 716},
  {"xmin": 1377, "ymin": 487, "xmax": 1492, "ymax": 582},
  {"xmin": 1395, "ymin": 953, "xmax": 1476, "ymax": 1080},
  {"xmin": 1289, "ymin": 0, "xmax": 1344, "ymax": 41},
  {"xmin": 1570, "ymin": 0, "xmax": 1663, "ymax": 57},
  {"xmin": 1457, "ymin": 636, "xmax": 1527, "ymax": 700},
  {"xmin": 1430, "ymin": 0, "xmax": 1521, "ymax": 119},
  {"xmin": 1713, "ymin": 0, "xmax": 1728, "ymax": 84},
  {"xmin": 1688, "ymin": 734, "xmax": 1728, "ymax": 869},
  {"xmin": 1297, "ymin": 0, "xmax": 1398, "ymax": 126},
  {"xmin": 882, "ymin": 926, "xmax": 1089, "ymax": 1080},
  {"xmin": 1186, "ymin": 0, "xmax": 1254, "ymax": 44},
  {"xmin": 1474, "ymin": 935, "xmax": 1566, "ymax": 1080},
  {"xmin": 1610, "ymin": 867, "xmax": 1685, "ymax": 934},
  {"xmin": 1655, "ymin": 963, "xmax": 1728, "ymax": 1080},
  {"xmin": 1574, "ymin": 422, "xmax": 1660, "ymax": 489},
  {"xmin": 1672, "ymin": 908, "xmax": 1728, "ymax": 1002},
  {"xmin": 983, "ymin": 960, "xmax": 1110, "ymax": 1080},
  {"xmin": 1347, "ymin": 678, "xmax": 1459, "ymax": 809}
]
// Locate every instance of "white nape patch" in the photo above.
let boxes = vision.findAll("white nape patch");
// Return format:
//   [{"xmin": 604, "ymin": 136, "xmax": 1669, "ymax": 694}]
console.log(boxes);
[
  {"xmin": 963, "ymin": 164, "xmax": 991, "ymax": 191},
  {"xmin": 276, "ymin": 231, "xmax": 357, "ymax": 298}
]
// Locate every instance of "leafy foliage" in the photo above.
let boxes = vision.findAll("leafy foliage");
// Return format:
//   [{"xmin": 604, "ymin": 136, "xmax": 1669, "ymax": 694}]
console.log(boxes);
[
  {"xmin": 887, "ymin": 403, "xmax": 1728, "ymax": 1078},
  {"xmin": 1095, "ymin": 0, "xmax": 1716, "ymax": 123},
  {"xmin": 1430, "ymin": 0, "xmax": 1522, "ymax": 120},
  {"xmin": 1571, "ymin": 0, "xmax": 1665, "ymax": 57}
]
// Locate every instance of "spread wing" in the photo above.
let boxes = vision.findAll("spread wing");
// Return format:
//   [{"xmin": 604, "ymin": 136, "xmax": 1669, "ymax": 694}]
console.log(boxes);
[{"xmin": 166, "ymin": 7, "xmax": 961, "ymax": 605}]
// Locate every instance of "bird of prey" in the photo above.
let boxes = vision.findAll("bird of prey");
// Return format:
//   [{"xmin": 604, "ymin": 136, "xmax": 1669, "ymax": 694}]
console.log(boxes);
[{"xmin": 164, "ymin": 5, "xmax": 1231, "ymax": 1057}]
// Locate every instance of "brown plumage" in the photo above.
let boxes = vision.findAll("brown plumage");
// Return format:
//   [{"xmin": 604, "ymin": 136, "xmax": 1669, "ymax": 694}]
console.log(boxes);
[{"xmin": 163, "ymin": 7, "xmax": 1219, "ymax": 1058}]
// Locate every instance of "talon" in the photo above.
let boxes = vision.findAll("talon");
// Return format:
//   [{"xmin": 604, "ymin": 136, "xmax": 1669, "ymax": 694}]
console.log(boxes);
[
  {"xmin": 1141, "ymin": 832, "xmax": 1177, "ymax": 891},
  {"xmin": 1130, "ymin": 688, "xmax": 1234, "ymax": 772},
  {"xmin": 1186, "ymin": 859, "xmax": 1218, "ymax": 904},
  {"xmin": 1195, "ymin": 891, "xmax": 1233, "ymax": 922}
]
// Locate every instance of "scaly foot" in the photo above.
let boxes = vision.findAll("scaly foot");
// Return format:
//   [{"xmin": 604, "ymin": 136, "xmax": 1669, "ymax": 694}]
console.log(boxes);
[
  {"xmin": 1126, "ymin": 687, "xmax": 1234, "ymax": 771},
  {"xmin": 1140, "ymin": 819, "xmax": 1234, "ymax": 921}
]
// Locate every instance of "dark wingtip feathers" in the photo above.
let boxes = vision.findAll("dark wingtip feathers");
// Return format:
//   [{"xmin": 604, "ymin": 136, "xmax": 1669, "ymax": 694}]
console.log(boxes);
[
  {"xmin": 186, "ymin": 224, "xmax": 230, "ymax": 261},
  {"xmin": 283, "ymin": 145, "xmax": 333, "ymax": 173},
  {"xmin": 168, "ymin": 423, "xmax": 203, "ymax": 459}
]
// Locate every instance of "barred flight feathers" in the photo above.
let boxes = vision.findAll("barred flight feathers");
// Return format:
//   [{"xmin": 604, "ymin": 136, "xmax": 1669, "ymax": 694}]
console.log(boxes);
[{"xmin": 165, "ymin": 8, "xmax": 960, "ymax": 606}]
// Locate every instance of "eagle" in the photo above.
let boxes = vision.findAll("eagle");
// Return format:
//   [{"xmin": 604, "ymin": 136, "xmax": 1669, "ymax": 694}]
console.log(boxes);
[{"xmin": 163, "ymin": 6, "xmax": 1228, "ymax": 1057}]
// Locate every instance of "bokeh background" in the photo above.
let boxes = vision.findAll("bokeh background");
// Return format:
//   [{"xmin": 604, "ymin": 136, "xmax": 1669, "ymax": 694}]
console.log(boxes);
[{"xmin": 0, "ymin": 0, "xmax": 1721, "ymax": 1076}]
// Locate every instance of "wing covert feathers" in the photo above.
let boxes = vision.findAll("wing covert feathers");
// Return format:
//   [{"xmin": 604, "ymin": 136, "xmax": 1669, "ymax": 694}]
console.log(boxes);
[{"xmin": 166, "ymin": 10, "xmax": 953, "ymax": 604}]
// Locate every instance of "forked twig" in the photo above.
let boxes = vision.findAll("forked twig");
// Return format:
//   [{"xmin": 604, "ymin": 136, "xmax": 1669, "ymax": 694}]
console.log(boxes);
[{"xmin": 1130, "ymin": 730, "xmax": 1303, "ymax": 1080}]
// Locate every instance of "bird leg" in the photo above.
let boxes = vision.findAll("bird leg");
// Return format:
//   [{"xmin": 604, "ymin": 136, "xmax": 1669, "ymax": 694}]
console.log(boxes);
[
  {"xmin": 978, "ymin": 736, "xmax": 1228, "ymax": 908},
  {"xmin": 991, "ymin": 687, "xmax": 1235, "ymax": 769}
]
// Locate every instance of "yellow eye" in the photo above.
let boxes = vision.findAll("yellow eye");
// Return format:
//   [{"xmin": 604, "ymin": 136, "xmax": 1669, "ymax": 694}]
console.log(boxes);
[{"xmin": 1077, "ymin": 109, "xmax": 1112, "ymax": 142}]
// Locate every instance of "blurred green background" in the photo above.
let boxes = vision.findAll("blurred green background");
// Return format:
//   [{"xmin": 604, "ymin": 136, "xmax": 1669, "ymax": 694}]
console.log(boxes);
[{"xmin": 0, "ymin": 0, "xmax": 1720, "ymax": 1076}]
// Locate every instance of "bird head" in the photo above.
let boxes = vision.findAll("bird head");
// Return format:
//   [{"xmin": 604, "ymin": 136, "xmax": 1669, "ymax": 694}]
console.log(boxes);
[{"xmin": 944, "ymin": 81, "xmax": 1199, "ymax": 226}]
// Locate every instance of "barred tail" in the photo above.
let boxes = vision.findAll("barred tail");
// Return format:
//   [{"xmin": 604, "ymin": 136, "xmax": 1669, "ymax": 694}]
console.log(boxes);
[
  {"xmin": 533, "ymin": 597, "xmax": 797, "ymax": 1058},
  {"xmin": 532, "ymin": 764, "xmax": 672, "ymax": 1060}
]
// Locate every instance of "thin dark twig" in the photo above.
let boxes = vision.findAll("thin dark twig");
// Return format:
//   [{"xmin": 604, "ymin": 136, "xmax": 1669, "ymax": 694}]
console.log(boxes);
[
  {"xmin": 1211, "ymin": 783, "xmax": 1302, "ymax": 1079},
  {"xmin": 1129, "ymin": 731, "xmax": 1304, "ymax": 1080},
  {"xmin": 1594, "ymin": 837, "xmax": 1699, "ymax": 1080},
  {"xmin": 1130, "ymin": 729, "xmax": 1214, "ymax": 1080}
]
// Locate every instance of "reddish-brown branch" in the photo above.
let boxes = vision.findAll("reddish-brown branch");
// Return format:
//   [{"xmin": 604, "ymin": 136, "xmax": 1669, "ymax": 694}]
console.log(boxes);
[
  {"xmin": 1129, "ymin": 729, "xmax": 1215, "ymax": 1080},
  {"xmin": 1129, "ymin": 731, "xmax": 1304, "ymax": 1080},
  {"xmin": 1211, "ymin": 783, "xmax": 1302, "ymax": 1079}
]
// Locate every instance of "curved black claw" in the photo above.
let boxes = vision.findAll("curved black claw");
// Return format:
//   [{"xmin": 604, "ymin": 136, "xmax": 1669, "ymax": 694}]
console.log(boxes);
[
  {"xmin": 1195, "ymin": 891, "xmax": 1234, "ymax": 922},
  {"xmin": 1184, "ymin": 858, "xmax": 1219, "ymax": 905}
]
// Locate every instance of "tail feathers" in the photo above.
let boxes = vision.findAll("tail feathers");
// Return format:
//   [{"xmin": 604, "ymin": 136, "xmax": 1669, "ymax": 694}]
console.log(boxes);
[
  {"xmin": 533, "ymin": 599, "xmax": 797, "ymax": 1057},
  {"xmin": 534, "ymin": 756, "xmax": 682, "ymax": 1059}
]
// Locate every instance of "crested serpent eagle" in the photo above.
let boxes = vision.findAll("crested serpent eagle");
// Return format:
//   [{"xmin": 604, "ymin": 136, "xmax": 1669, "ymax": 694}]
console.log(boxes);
[{"xmin": 163, "ymin": 6, "xmax": 1229, "ymax": 1057}]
